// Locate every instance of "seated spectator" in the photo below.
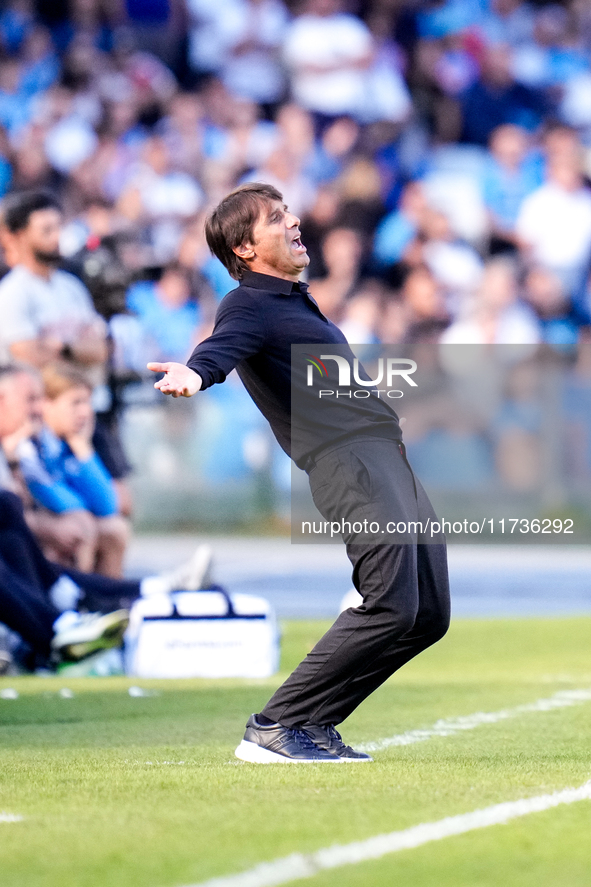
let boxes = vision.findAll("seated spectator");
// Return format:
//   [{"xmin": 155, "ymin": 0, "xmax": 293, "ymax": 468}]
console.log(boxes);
[
  {"xmin": 0, "ymin": 190, "xmax": 108, "ymax": 374},
  {"xmin": 299, "ymin": 184, "xmax": 341, "ymax": 278},
  {"xmin": 0, "ymin": 363, "xmax": 35, "ymax": 495},
  {"xmin": 512, "ymin": 5, "xmax": 587, "ymax": 91},
  {"xmin": 0, "ymin": 57, "xmax": 36, "ymax": 139},
  {"xmin": 219, "ymin": 0, "xmax": 290, "ymax": 107},
  {"xmin": 0, "ymin": 363, "xmax": 93, "ymax": 564},
  {"xmin": 304, "ymin": 115, "xmax": 359, "ymax": 186},
  {"xmin": 0, "ymin": 362, "xmax": 123, "ymax": 668},
  {"xmin": 246, "ymin": 142, "xmax": 316, "ymax": 220},
  {"xmin": 481, "ymin": 124, "xmax": 542, "ymax": 252},
  {"xmin": 9, "ymin": 138, "xmax": 65, "ymax": 193},
  {"xmin": 122, "ymin": 0, "xmax": 183, "ymax": 68},
  {"xmin": 400, "ymin": 264, "xmax": 450, "ymax": 342},
  {"xmin": 127, "ymin": 261, "xmax": 204, "ymax": 363},
  {"xmin": 373, "ymin": 180, "xmax": 429, "ymax": 269},
  {"xmin": 0, "ymin": 190, "xmax": 134, "ymax": 512},
  {"xmin": 522, "ymin": 265, "xmax": 580, "ymax": 345},
  {"xmin": 0, "ymin": 365, "xmax": 211, "ymax": 604},
  {"xmin": 338, "ymin": 279, "xmax": 383, "ymax": 344},
  {"xmin": 282, "ymin": 0, "xmax": 373, "ymax": 125},
  {"xmin": 459, "ymin": 43, "xmax": 547, "ymax": 146},
  {"xmin": 43, "ymin": 85, "xmax": 99, "ymax": 177},
  {"xmin": 308, "ymin": 227, "xmax": 364, "ymax": 322},
  {"xmin": 419, "ymin": 207, "xmax": 483, "ymax": 314},
  {"xmin": 0, "ymin": 361, "xmax": 217, "ymax": 671},
  {"xmin": 335, "ymin": 155, "xmax": 386, "ymax": 236},
  {"xmin": 273, "ymin": 102, "xmax": 315, "ymax": 169},
  {"xmin": 477, "ymin": 0, "xmax": 535, "ymax": 48},
  {"xmin": 127, "ymin": 135, "xmax": 204, "ymax": 220},
  {"xmin": 516, "ymin": 141, "xmax": 591, "ymax": 297},
  {"xmin": 0, "ymin": 514, "xmax": 129, "ymax": 671},
  {"xmin": 117, "ymin": 135, "xmax": 203, "ymax": 261},
  {"xmin": 19, "ymin": 24, "xmax": 60, "ymax": 97},
  {"xmin": 363, "ymin": 9, "xmax": 412, "ymax": 125},
  {"xmin": 543, "ymin": 124, "xmax": 583, "ymax": 167},
  {"xmin": 220, "ymin": 97, "xmax": 278, "ymax": 175},
  {"xmin": 377, "ymin": 292, "xmax": 409, "ymax": 344},
  {"xmin": 416, "ymin": 0, "xmax": 480, "ymax": 41},
  {"xmin": 0, "ymin": 1, "xmax": 36, "ymax": 55},
  {"xmin": 157, "ymin": 91, "xmax": 204, "ymax": 175},
  {"xmin": 441, "ymin": 255, "xmax": 540, "ymax": 344},
  {"xmin": 186, "ymin": 0, "xmax": 242, "ymax": 80},
  {"xmin": 176, "ymin": 212, "xmax": 231, "ymax": 307},
  {"xmin": 430, "ymin": 32, "xmax": 480, "ymax": 101},
  {"xmin": 0, "ymin": 490, "xmax": 214, "ymax": 673},
  {"xmin": 493, "ymin": 359, "xmax": 543, "ymax": 492},
  {"xmin": 18, "ymin": 362, "xmax": 129, "ymax": 578}
]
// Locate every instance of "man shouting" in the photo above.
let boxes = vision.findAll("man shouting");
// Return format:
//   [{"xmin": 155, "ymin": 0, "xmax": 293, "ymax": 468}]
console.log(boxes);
[{"xmin": 149, "ymin": 183, "xmax": 450, "ymax": 764}]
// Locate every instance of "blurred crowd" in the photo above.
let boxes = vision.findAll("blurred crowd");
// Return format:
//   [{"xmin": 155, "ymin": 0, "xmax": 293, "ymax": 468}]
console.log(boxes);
[
  {"xmin": 1, "ymin": 0, "xmax": 591, "ymax": 581},
  {"xmin": 1, "ymin": 0, "xmax": 591, "ymax": 349}
]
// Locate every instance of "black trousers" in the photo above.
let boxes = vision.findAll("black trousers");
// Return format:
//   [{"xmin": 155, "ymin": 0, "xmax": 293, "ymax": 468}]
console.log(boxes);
[
  {"xmin": 0, "ymin": 491, "xmax": 140, "ymax": 657},
  {"xmin": 261, "ymin": 437, "xmax": 451, "ymax": 728}
]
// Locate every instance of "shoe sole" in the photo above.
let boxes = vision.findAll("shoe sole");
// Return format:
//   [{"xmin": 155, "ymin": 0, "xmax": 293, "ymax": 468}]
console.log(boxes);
[
  {"xmin": 59, "ymin": 614, "xmax": 129, "ymax": 662},
  {"xmin": 235, "ymin": 740, "xmax": 343, "ymax": 764},
  {"xmin": 339, "ymin": 755, "xmax": 373, "ymax": 762}
]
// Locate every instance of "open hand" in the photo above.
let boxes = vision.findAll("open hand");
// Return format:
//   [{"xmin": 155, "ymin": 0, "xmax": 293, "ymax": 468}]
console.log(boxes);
[{"xmin": 147, "ymin": 362, "xmax": 202, "ymax": 398}]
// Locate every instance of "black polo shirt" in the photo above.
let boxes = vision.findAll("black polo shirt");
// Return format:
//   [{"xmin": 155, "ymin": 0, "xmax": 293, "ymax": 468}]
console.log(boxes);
[{"xmin": 186, "ymin": 270, "xmax": 402, "ymax": 466}]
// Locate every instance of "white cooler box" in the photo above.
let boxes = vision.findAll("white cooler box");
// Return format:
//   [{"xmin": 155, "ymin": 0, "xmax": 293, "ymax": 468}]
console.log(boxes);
[{"xmin": 125, "ymin": 588, "xmax": 280, "ymax": 679}]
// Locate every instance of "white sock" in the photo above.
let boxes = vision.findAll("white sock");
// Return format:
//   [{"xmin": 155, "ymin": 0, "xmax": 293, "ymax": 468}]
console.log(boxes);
[
  {"xmin": 139, "ymin": 576, "xmax": 172, "ymax": 598},
  {"xmin": 50, "ymin": 575, "xmax": 82, "ymax": 612}
]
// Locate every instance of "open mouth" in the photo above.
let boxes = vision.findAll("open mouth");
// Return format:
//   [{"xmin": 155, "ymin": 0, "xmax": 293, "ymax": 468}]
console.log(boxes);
[{"xmin": 291, "ymin": 233, "xmax": 307, "ymax": 253}]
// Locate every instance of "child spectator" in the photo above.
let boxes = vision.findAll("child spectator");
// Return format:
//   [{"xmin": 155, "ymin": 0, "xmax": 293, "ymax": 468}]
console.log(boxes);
[{"xmin": 19, "ymin": 362, "xmax": 129, "ymax": 578}]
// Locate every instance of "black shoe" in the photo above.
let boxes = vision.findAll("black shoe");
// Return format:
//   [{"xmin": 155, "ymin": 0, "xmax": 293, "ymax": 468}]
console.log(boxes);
[
  {"xmin": 301, "ymin": 724, "xmax": 373, "ymax": 762},
  {"xmin": 235, "ymin": 715, "xmax": 343, "ymax": 763}
]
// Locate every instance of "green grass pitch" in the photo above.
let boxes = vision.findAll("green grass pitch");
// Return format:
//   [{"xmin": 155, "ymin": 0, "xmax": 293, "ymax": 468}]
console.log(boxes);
[{"xmin": 1, "ymin": 617, "xmax": 591, "ymax": 887}]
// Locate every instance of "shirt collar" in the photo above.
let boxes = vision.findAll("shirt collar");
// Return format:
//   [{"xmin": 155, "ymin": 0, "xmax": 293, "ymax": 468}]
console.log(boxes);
[{"xmin": 240, "ymin": 270, "xmax": 306, "ymax": 296}]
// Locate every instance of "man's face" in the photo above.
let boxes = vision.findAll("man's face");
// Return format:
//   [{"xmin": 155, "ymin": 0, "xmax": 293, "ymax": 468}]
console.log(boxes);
[
  {"xmin": 0, "ymin": 373, "xmax": 33, "ymax": 438},
  {"xmin": 239, "ymin": 200, "xmax": 309, "ymax": 282},
  {"xmin": 19, "ymin": 208, "xmax": 62, "ymax": 265}
]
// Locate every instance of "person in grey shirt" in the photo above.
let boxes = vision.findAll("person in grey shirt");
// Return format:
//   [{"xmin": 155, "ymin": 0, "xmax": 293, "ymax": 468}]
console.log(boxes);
[{"xmin": 0, "ymin": 191, "xmax": 107, "ymax": 374}]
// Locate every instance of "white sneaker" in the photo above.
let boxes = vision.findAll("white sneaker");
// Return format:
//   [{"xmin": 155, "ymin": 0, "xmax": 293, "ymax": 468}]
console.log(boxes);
[
  {"xmin": 51, "ymin": 610, "xmax": 129, "ymax": 662},
  {"xmin": 160, "ymin": 544, "xmax": 214, "ymax": 592}
]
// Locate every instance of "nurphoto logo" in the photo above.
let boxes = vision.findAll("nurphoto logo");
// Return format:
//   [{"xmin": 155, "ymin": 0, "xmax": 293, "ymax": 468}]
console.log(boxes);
[{"xmin": 306, "ymin": 354, "xmax": 418, "ymax": 398}]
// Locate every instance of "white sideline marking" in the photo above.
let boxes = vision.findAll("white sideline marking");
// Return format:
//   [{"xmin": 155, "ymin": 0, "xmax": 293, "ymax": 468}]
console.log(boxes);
[
  {"xmin": 0, "ymin": 813, "xmax": 23, "ymax": 823},
  {"xmin": 183, "ymin": 781, "xmax": 591, "ymax": 887},
  {"xmin": 357, "ymin": 688, "xmax": 591, "ymax": 753}
]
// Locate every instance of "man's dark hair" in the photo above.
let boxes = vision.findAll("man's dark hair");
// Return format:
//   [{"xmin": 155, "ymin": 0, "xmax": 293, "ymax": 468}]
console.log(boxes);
[
  {"xmin": 2, "ymin": 191, "xmax": 62, "ymax": 234},
  {"xmin": 0, "ymin": 364, "xmax": 22, "ymax": 384},
  {"xmin": 0, "ymin": 363, "xmax": 35, "ymax": 389},
  {"xmin": 205, "ymin": 182, "xmax": 283, "ymax": 280}
]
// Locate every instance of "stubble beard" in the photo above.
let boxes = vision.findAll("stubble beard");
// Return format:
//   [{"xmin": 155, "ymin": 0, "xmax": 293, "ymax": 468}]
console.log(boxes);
[{"xmin": 33, "ymin": 248, "xmax": 62, "ymax": 267}]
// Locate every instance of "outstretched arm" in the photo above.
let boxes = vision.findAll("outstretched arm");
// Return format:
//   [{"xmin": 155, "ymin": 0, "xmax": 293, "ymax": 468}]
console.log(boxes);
[{"xmin": 147, "ymin": 362, "xmax": 202, "ymax": 398}]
